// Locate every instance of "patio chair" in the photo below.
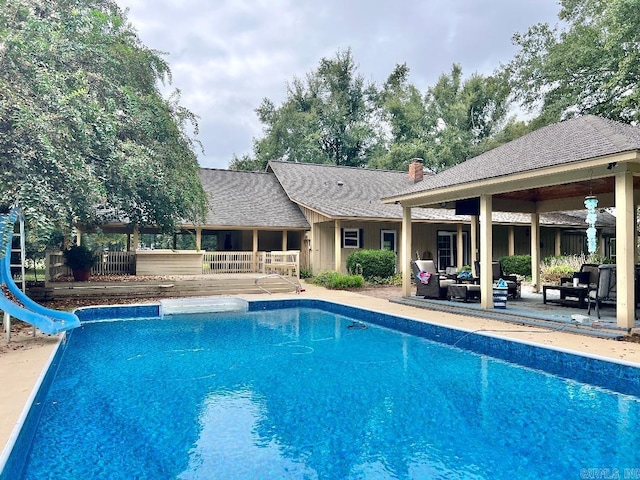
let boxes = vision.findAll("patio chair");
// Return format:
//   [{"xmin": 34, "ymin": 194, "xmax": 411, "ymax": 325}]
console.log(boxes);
[
  {"xmin": 474, "ymin": 260, "xmax": 521, "ymax": 299},
  {"xmin": 560, "ymin": 263, "xmax": 599, "ymax": 289},
  {"xmin": 410, "ymin": 260, "xmax": 456, "ymax": 299},
  {"xmin": 587, "ymin": 264, "xmax": 616, "ymax": 319}
]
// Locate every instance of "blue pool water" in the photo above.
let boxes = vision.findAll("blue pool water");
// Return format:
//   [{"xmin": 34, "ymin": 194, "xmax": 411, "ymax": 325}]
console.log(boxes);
[{"xmin": 3, "ymin": 300, "xmax": 640, "ymax": 479}]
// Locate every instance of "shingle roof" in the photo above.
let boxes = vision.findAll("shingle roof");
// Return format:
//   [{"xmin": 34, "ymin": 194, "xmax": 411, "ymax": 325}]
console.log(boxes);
[
  {"xmin": 199, "ymin": 168, "xmax": 309, "ymax": 229},
  {"xmin": 267, "ymin": 161, "xmax": 605, "ymax": 227},
  {"xmin": 391, "ymin": 115, "xmax": 640, "ymax": 197},
  {"xmin": 268, "ymin": 161, "xmax": 419, "ymax": 219}
]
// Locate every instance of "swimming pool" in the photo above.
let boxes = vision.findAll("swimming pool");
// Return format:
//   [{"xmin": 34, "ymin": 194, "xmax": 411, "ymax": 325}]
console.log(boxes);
[{"xmin": 2, "ymin": 299, "xmax": 640, "ymax": 479}]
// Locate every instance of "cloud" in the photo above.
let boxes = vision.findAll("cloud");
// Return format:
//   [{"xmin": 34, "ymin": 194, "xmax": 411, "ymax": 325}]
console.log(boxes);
[{"xmin": 117, "ymin": 0, "xmax": 560, "ymax": 169}]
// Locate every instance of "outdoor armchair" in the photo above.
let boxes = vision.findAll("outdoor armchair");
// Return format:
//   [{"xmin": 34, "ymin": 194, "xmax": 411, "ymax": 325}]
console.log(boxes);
[
  {"xmin": 560, "ymin": 263, "xmax": 599, "ymax": 289},
  {"xmin": 474, "ymin": 260, "xmax": 521, "ymax": 299},
  {"xmin": 410, "ymin": 260, "xmax": 456, "ymax": 299},
  {"xmin": 587, "ymin": 264, "xmax": 616, "ymax": 319}
]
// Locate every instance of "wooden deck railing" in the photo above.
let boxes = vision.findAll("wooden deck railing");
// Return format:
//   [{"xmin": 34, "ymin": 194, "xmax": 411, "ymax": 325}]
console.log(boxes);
[
  {"xmin": 203, "ymin": 251, "xmax": 255, "ymax": 274},
  {"xmin": 45, "ymin": 250, "xmax": 136, "ymax": 282},
  {"xmin": 45, "ymin": 251, "xmax": 68, "ymax": 281},
  {"xmin": 263, "ymin": 250, "xmax": 300, "ymax": 279},
  {"xmin": 46, "ymin": 250, "xmax": 300, "ymax": 281},
  {"xmin": 94, "ymin": 251, "xmax": 136, "ymax": 276},
  {"xmin": 203, "ymin": 251, "xmax": 300, "ymax": 279}
]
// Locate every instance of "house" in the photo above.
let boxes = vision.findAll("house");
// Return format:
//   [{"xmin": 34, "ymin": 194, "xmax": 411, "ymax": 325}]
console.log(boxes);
[
  {"xmin": 266, "ymin": 160, "xmax": 614, "ymax": 274},
  {"xmin": 131, "ymin": 160, "xmax": 608, "ymax": 273},
  {"xmin": 92, "ymin": 133, "xmax": 615, "ymax": 277},
  {"xmin": 382, "ymin": 115, "xmax": 640, "ymax": 328}
]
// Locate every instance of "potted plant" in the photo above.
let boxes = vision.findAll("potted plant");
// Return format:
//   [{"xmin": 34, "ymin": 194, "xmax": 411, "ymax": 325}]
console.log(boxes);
[{"xmin": 63, "ymin": 244, "xmax": 98, "ymax": 281}]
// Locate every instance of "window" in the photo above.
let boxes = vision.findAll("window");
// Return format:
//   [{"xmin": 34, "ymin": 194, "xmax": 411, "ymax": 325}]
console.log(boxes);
[
  {"xmin": 436, "ymin": 230, "xmax": 469, "ymax": 271},
  {"xmin": 609, "ymin": 238, "xmax": 616, "ymax": 261},
  {"xmin": 342, "ymin": 228, "xmax": 361, "ymax": 248}
]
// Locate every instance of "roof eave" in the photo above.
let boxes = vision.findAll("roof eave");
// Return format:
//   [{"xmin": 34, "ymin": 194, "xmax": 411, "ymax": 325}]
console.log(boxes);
[{"xmin": 383, "ymin": 151, "xmax": 640, "ymax": 208}]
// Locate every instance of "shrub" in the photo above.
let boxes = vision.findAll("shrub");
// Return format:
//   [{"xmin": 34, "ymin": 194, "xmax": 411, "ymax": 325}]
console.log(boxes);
[
  {"xmin": 299, "ymin": 268, "xmax": 313, "ymax": 279},
  {"xmin": 312, "ymin": 271, "xmax": 365, "ymax": 289},
  {"xmin": 541, "ymin": 265, "xmax": 574, "ymax": 285},
  {"xmin": 63, "ymin": 244, "xmax": 98, "ymax": 271},
  {"xmin": 346, "ymin": 249, "xmax": 396, "ymax": 279},
  {"xmin": 499, "ymin": 255, "xmax": 531, "ymax": 276},
  {"xmin": 367, "ymin": 272, "xmax": 402, "ymax": 286},
  {"xmin": 540, "ymin": 254, "xmax": 597, "ymax": 284}
]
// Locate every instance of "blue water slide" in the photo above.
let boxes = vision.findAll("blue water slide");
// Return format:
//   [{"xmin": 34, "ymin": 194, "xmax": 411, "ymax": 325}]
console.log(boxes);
[{"xmin": 0, "ymin": 208, "xmax": 80, "ymax": 335}]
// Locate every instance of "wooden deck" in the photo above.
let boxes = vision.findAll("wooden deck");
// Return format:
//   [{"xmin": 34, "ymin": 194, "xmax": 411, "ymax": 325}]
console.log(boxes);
[{"xmin": 29, "ymin": 274, "xmax": 301, "ymax": 302}]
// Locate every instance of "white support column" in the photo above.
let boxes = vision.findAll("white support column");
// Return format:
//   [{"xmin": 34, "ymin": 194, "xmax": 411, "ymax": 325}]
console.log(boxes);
[
  {"xmin": 334, "ymin": 220, "xmax": 342, "ymax": 272},
  {"xmin": 402, "ymin": 206, "xmax": 413, "ymax": 297},
  {"xmin": 470, "ymin": 215, "xmax": 478, "ymax": 268},
  {"xmin": 597, "ymin": 231, "xmax": 605, "ymax": 258},
  {"xmin": 195, "ymin": 228, "xmax": 202, "ymax": 251},
  {"xmin": 479, "ymin": 195, "xmax": 493, "ymax": 309},
  {"xmin": 282, "ymin": 230, "xmax": 288, "ymax": 251},
  {"xmin": 75, "ymin": 230, "xmax": 82, "ymax": 246},
  {"xmin": 253, "ymin": 229, "xmax": 259, "ymax": 272},
  {"xmin": 633, "ymin": 207, "xmax": 640, "ymax": 264},
  {"xmin": 456, "ymin": 223, "xmax": 464, "ymax": 271},
  {"xmin": 531, "ymin": 213, "xmax": 540, "ymax": 293},
  {"xmin": 615, "ymin": 171, "xmax": 635, "ymax": 329},
  {"xmin": 555, "ymin": 228, "xmax": 562, "ymax": 256},
  {"xmin": 508, "ymin": 226, "xmax": 515, "ymax": 256}
]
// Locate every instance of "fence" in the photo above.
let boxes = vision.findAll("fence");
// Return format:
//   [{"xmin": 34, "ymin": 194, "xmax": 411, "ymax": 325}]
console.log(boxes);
[
  {"xmin": 94, "ymin": 251, "xmax": 136, "ymax": 276},
  {"xmin": 46, "ymin": 250, "xmax": 136, "ymax": 281},
  {"xmin": 203, "ymin": 251, "xmax": 256, "ymax": 274},
  {"xmin": 202, "ymin": 251, "xmax": 299, "ymax": 279},
  {"xmin": 263, "ymin": 250, "xmax": 300, "ymax": 278},
  {"xmin": 47, "ymin": 250, "xmax": 300, "ymax": 281}
]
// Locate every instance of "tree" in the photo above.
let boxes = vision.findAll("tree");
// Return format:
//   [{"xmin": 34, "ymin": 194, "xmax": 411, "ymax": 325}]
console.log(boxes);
[
  {"xmin": 368, "ymin": 64, "xmax": 431, "ymax": 171},
  {"xmin": 506, "ymin": 0, "xmax": 640, "ymax": 124},
  {"xmin": 421, "ymin": 64, "xmax": 510, "ymax": 172},
  {"xmin": 371, "ymin": 64, "xmax": 510, "ymax": 172},
  {"xmin": 0, "ymin": 0, "xmax": 207, "ymax": 237},
  {"xmin": 240, "ymin": 49, "xmax": 378, "ymax": 170}
]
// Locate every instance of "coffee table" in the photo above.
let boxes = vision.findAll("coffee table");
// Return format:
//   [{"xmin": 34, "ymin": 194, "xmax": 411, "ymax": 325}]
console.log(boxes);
[
  {"xmin": 447, "ymin": 283, "xmax": 481, "ymax": 302},
  {"xmin": 542, "ymin": 284, "xmax": 589, "ymax": 308}
]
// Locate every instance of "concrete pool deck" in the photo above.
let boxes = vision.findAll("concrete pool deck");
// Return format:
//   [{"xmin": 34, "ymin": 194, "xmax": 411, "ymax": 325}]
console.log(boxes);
[{"xmin": 2, "ymin": 282, "xmax": 640, "ymax": 455}]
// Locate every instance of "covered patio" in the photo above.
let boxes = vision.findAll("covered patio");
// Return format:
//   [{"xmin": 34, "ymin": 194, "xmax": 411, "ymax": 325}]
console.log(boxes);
[{"xmin": 384, "ymin": 115, "xmax": 640, "ymax": 329}]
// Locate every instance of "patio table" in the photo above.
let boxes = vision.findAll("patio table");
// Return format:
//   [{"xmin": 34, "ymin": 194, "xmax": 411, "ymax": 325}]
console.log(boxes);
[{"xmin": 542, "ymin": 284, "xmax": 589, "ymax": 309}]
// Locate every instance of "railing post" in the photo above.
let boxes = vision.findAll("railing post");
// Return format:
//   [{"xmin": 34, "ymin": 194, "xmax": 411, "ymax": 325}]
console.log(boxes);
[{"xmin": 45, "ymin": 251, "xmax": 52, "ymax": 283}]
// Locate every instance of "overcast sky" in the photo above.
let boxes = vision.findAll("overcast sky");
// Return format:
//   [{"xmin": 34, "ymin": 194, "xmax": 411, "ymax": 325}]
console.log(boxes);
[{"xmin": 116, "ymin": 0, "xmax": 561, "ymax": 169}]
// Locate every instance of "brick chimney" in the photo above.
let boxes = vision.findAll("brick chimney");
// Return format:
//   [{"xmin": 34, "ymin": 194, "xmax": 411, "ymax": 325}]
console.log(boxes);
[{"xmin": 408, "ymin": 158, "xmax": 424, "ymax": 183}]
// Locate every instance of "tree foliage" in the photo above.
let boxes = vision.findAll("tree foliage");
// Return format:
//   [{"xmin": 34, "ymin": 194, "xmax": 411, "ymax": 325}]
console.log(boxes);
[
  {"xmin": 0, "ymin": 0, "xmax": 207, "ymax": 236},
  {"xmin": 370, "ymin": 64, "xmax": 510, "ymax": 172},
  {"xmin": 507, "ymin": 0, "xmax": 640, "ymax": 124},
  {"xmin": 238, "ymin": 56, "xmax": 512, "ymax": 173},
  {"xmin": 421, "ymin": 64, "xmax": 510, "ymax": 172},
  {"xmin": 367, "ymin": 63, "xmax": 430, "ymax": 171},
  {"xmin": 237, "ymin": 49, "xmax": 379, "ymax": 171}
]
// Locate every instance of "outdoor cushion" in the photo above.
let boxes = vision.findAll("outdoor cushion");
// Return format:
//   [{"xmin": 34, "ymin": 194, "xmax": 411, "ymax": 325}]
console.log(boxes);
[{"xmin": 416, "ymin": 270, "xmax": 432, "ymax": 284}]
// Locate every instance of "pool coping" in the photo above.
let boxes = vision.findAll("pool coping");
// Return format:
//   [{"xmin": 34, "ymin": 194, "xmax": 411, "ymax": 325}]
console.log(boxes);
[{"xmin": 0, "ymin": 335, "xmax": 65, "ymax": 476}]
